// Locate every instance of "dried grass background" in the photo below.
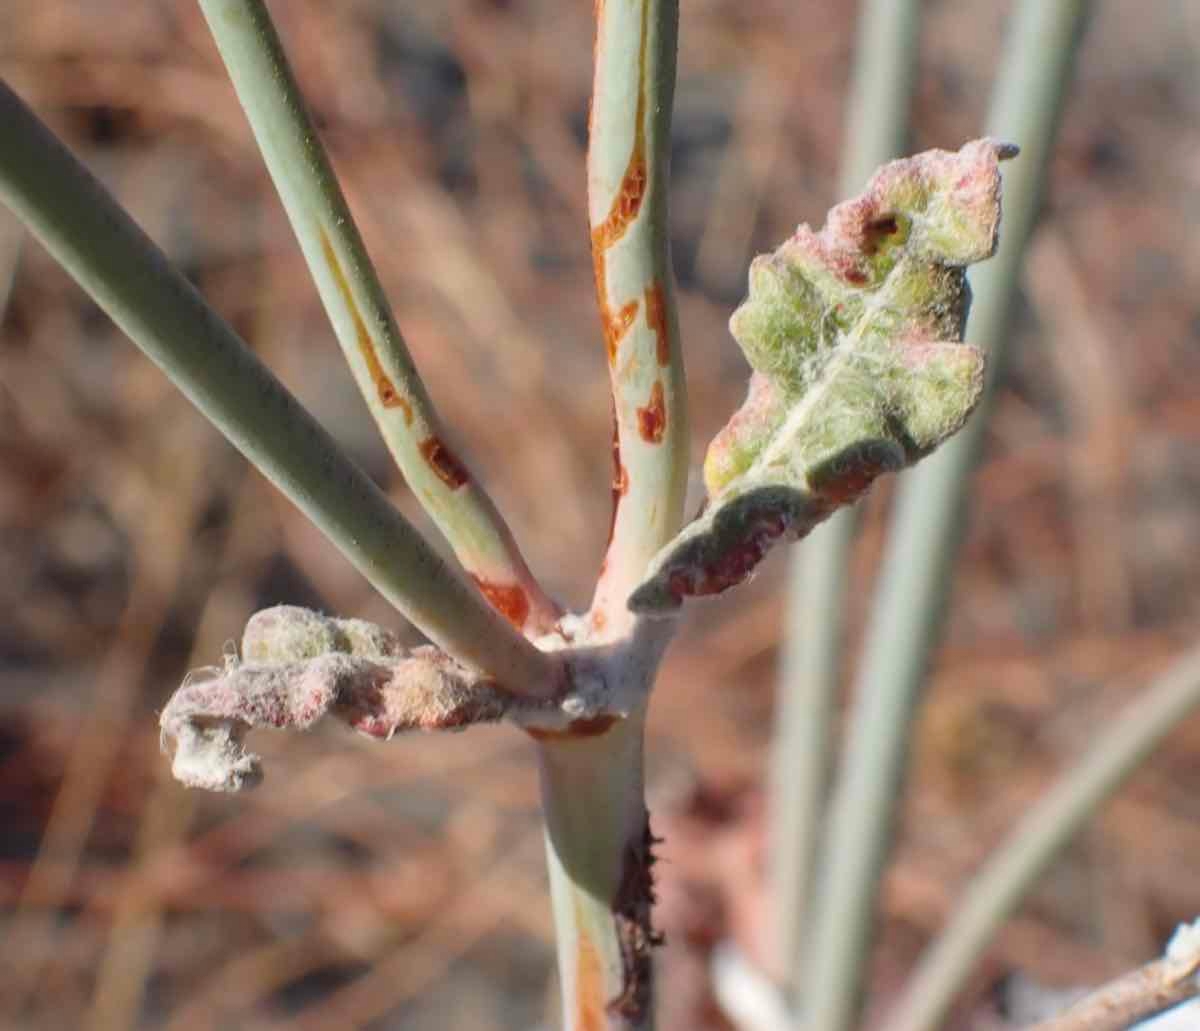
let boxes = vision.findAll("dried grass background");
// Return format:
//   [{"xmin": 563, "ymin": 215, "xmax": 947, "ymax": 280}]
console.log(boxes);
[{"xmin": 1, "ymin": 1, "xmax": 1199, "ymax": 1028}]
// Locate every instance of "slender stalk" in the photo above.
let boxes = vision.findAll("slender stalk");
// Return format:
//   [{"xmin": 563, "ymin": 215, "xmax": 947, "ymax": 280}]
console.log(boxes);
[
  {"xmin": 837, "ymin": 0, "xmax": 925, "ymax": 196},
  {"xmin": 530, "ymin": 5, "xmax": 687, "ymax": 1024},
  {"xmin": 770, "ymin": 531, "xmax": 852, "ymax": 984},
  {"xmin": 883, "ymin": 647, "xmax": 1200, "ymax": 1031},
  {"xmin": 198, "ymin": 0, "xmax": 558, "ymax": 635},
  {"xmin": 537, "ymin": 709, "xmax": 657, "ymax": 1031},
  {"xmin": 799, "ymin": 4, "xmax": 1090, "ymax": 1029},
  {"xmin": 587, "ymin": 0, "xmax": 689, "ymax": 637},
  {"xmin": 1032, "ymin": 944, "xmax": 1200, "ymax": 1031},
  {"xmin": 0, "ymin": 77, "xmax": 556, "ymax": 694},
  {"xmin": 770, "ymin": 0, "xmax": 923, "ymax": 991}
]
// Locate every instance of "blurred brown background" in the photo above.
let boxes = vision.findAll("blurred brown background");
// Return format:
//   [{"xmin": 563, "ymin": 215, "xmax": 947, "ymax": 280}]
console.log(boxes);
[{"xmin": 2, "ymin": 1, "xmax": 1199, "ymax": 1028}]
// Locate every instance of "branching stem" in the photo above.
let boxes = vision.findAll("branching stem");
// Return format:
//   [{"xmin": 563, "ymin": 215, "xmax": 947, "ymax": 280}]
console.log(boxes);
[{"xmin": 0, "ymin": 78, "xmax": 556, "ymax": 693}]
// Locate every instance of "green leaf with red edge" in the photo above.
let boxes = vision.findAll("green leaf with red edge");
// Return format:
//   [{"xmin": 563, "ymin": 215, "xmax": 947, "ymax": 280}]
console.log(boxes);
[{"xmin": 629, "ymin": 138, "xmax": 1017, "ymax": 615}]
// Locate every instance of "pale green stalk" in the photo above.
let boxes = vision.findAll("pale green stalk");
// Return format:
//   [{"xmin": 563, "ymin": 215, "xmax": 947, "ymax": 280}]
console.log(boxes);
[
  {"xmin": 537, "ymin": 711, "xmax": 655, "ymax": 1031},
  {"xmin": 799, "ymin": 3, "xmax": 1090, "ymax": 1029},
  {"xmin": 770, "ymin": 0, "xmax": 922, "ymax": 991},
  {"xmin": 533, "ymin": 2, "xmax": 685, "ymax": 1026},
  {"xmin": 587, "ymin": 0, "xmax": 689, "ymax": 638},
  {"xmin": 883, "ymin": 645, "xmax": 1200, "ymax": 1031},
  {"xmin": 0, "ymin": 78, "xmax": 556, "ymax": 694},
  {"xmin": 198, "ymin": 0, "xmax": 558, "ymax": 634}
]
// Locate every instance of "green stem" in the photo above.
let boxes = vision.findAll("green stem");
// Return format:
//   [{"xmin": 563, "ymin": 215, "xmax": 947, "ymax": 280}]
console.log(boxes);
[
  {"xmin": 540, "ymin": 3, "xmax": 687, "ymax": 1019},
  {"xmin": 0, "ymin": 77, "xmax": 556, "ymax": 694},
  {"xmin": 770, "ymin": 0, "xmax": 922, "ymax": 992},
  {"xmin": 588, "ymin": 0, "xmax": 689, "ymax": 636},
  {"xmin": 798, "ymin": 3, "xmax": 1090, "ymax": 1028},
  {"xmin": 198, "ymin": 0, "xmax": 558, "ymax": 634},
  {"xmin": 537, "ymin": 709, "xmax": 657, "ymax": 1030},
  {"xmin": 883, "ymin": 645, "xmax": 1200, "ymax": 1031}
]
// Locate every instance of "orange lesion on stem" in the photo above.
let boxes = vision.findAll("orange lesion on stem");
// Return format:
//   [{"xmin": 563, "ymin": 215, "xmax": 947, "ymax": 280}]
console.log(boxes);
[
  {"xmin": 526, "ymin": 715, "xmax": 621, "ymax": 742},
  {"xmin": 644, "ymin": 280, "xmax": 669, "ymax": 366},
  {"xmin": 317, "ymin": 237, "xmax": 558, "ymax": 635},
  {"xmin": 611, "ymin": 413, "xmax": 630, "ymax": 498},
  {"xmin": 613, "ymin": 461, "xmax": 630, "ymax": 498},
  {"xmin": 592, "ymin": 155, "xmax": 648, "ymax": 252},
  {"xmin": 635, "ymin": 381, "xmax": 666, "ymax": 444},
  {"xmin": 573, "ymin": 913, "xmax": 606, "ymax": 1031},
  {"xmin": 604, "ymin": 415, "xmax": 628, "ymax": 552},
  {"xmin": 469, "ymin": 575, "xmax": 531, "ymax": 631},
  {"xmin": 419, "ymin": 436, "xmax": 470, "ymax": 490},
  {"xmin": 318, "ymin": 227, "xmax": 413, "ymax": 424},
  {"xmin": 590, "ymin": 0, "xmax": 651, "ymax": 369},
  {"xmin": 602, "ymin": 298, "xmax": 640, "ymax": 366}
]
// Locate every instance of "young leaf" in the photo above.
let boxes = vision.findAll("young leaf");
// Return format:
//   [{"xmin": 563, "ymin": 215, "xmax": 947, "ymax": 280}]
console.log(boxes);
[{"xmin": 629, "ymin": 138, "xmax": 1016, "ymax": 614}]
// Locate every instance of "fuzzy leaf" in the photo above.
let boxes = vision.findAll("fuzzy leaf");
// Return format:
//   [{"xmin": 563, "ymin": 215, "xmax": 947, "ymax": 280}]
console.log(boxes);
[
  {"xmin": 241, "ymin": 605, "xmax": 407, "ymax": 663},
  {"xmin": 159, "ymin": 606, "xmax": 628, "ymax": 791},
  {"xmin": 630, "ymin": 138, "xmax": 1016, "ymax": 614},
  {"xmin": 159, "ymin": 645, "xmax": 510, "ymax": 792}
]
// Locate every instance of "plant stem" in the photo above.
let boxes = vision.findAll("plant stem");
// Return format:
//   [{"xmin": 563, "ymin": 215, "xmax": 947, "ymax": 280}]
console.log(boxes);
[
  {"xmin": 538, "ymin": 4, "xmax": 687, "ymax": 1021},
  {"xmin": 587, "ymin": 0, "xmax": 689, "ymax": 636},
  {"xmin": 1032, "ymin": 936, "xmax": 1200, "ymax": 1031},
  {"xmin": 537, "ymin": 709, "xmax": 658, "ymax": 1030},
  {"xmin": 0, "ymin": 77, "xmax": 556, "ymax": 694},
  {"xmin": 883, "ymin": 648, "xmax": 1200, "ymax": 1031},
  {"xmin": 198, "ymin": 0, "xmax": 558, "ymax": 635},
  {"xmin": 798, "ymin": 3, "xmax": 1090, "ymax": 1029},
  {"xmin": 770, "ymin": 0, "xmax": 922, "ymax": 992}
]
